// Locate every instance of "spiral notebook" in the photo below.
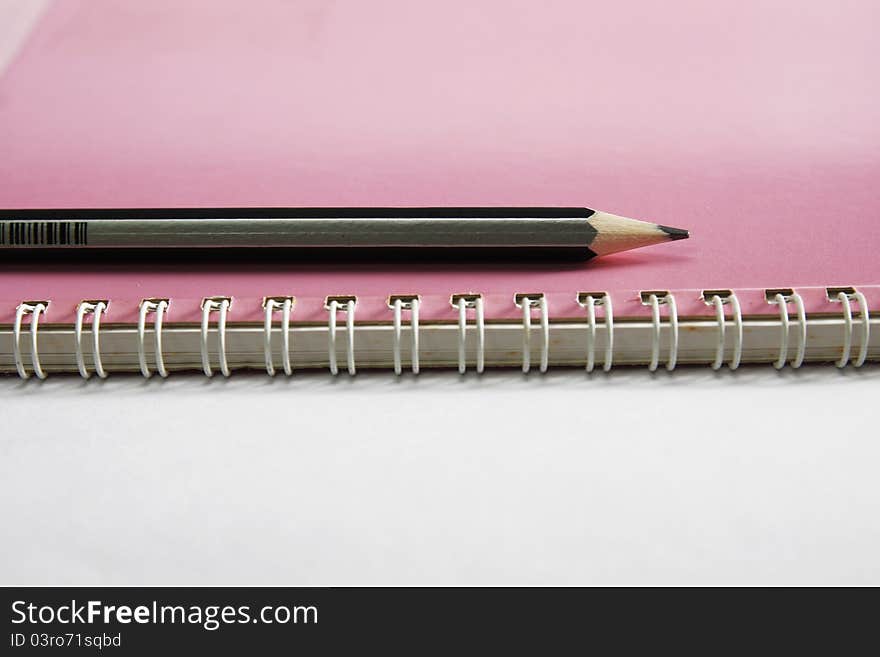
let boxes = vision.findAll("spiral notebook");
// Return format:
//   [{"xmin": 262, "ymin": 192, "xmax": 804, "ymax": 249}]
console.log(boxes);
[{"xmin": 1, "ymin": 0, "xmax": 878, "ymax": 378}]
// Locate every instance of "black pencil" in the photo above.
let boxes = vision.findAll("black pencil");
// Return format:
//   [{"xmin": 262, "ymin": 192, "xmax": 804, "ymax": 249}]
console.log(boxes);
[{"xmin": 0, "ymin": 208, "xmax": 688, "ymax": 260}]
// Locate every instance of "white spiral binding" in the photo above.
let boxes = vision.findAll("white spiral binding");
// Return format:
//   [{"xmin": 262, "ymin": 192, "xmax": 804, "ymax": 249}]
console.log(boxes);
[
  {"xmin": 829, "ymin": 288, "xmax": 870, "ymax": 368},
  {"xmin": 702, "ymin": 291, "xmax": 743, "ymax": 370},
  {"xmin": 727, "ymin": 293, "xmax": 743, "ymax": 370},
  {"xmin": 5, "ymin": 286, "xmax": 872, "ymax": 379},
  {"xmin": 326, "ymin": 297, "xmax": 356, "ymax": 376},
  {"xmin": 577, "ymin": 292, "xmax": 614, "ymax": 372},
  {"xmin": 709, "ymin": 295, "xmax": 725, "ymax": 370},
  {"xmin": 200, "ymin": 297, "xmax": 232, "ymax": 378},
  {"xmin": 643, "ymin": 292, "xmax": 679, "ymax": 371},
  {"xmin": 389, "ymin": 296, "xmax": 420, "ymax": 376},
  {"xmin": 768, "ymin": 290, "xmax": 806, "ymax": 369},
  {"xmin": 13, "ymin": 301, "xmax": 49, "ymax": 380},
  {"xmin": 852, "ymin": 290, "xmax": 870, "ymax": 368},
  {"xmin": 771, "ymin": 293, "xmax": 789, "ymax": 369},
  {"xmin": 453, "ymin": 294, "xmax": 485, "ymax": 374},
  {"xmin": 263, "ymin": 296, "xmax": 294, "ymax": 376},
  {"xmin": 792, "ymin": 294, "xmax": 806, "ymax": 368},
  {"xmin": 137, "ymin": 299, "xmax": 169, "ymax": 378},
  {"xmin": 74, "ymin": 300, "xmax": 109, "ymax": 379},
  {"xmin": 836, "ymin": 291, "xmax": 853, "ymax": 369},
  {"xmin": 516, "ymin": 294, "xmax": 549, "ymax": 373}
]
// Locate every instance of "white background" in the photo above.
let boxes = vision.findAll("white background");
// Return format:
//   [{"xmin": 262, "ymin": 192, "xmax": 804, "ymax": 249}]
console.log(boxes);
[
  {"xmin": 2, "ymin": 366, "xmax": 879, "ymax": 585},
  {"xmin": 1, "ymin": 2, "xmax": 878, "ymax": 586}
]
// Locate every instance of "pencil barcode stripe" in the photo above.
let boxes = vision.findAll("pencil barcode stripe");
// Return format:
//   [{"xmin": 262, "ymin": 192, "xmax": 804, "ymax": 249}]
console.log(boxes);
[{"xmin": 0, "ymin": 221, "xmax": 88, "ymax": 246}]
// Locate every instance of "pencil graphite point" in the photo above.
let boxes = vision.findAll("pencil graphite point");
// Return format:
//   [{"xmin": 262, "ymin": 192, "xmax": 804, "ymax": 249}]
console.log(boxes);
[
  {"xmin": 658, "ymin": 225, "xmax": 690, "ymax": 241},
  {"xmin": 586, "ymin": 210, "xmax": 689, "ymax": 257}
]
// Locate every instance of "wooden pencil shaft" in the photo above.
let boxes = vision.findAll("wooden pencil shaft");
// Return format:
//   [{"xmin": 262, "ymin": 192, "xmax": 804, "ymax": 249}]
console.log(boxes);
[{"xmin": 0, "ymin": 207, "xmax": 686, "ymax": 257}]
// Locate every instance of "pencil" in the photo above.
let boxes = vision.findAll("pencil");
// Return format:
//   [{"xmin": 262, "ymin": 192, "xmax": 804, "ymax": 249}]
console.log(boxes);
[{"xmin": 0, "ymin": 208, "xmax": 688, "ymax": 259}]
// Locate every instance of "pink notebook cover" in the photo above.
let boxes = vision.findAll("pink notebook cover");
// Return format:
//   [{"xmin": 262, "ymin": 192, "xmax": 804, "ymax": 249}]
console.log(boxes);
[{"xmin": 0, "ymin": 0, "xmax": 878, "ymax": 325}]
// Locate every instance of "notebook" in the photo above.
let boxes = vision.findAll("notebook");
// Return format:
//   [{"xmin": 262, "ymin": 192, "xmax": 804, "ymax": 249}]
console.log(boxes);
[{"xmin": 1, "ymin": 0, "xmax": 877, "ymax": 378}]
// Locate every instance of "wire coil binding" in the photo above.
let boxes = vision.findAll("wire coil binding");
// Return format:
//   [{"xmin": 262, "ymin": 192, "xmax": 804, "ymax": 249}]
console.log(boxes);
[
  {"xmin": 766, "ymin": 289, "xmax": 806, "ymax": 369},
  {"xmin": 74, "ymin": 300, "xmax": 109, "ymax": 379},
  {"xmin": 4, "ymin": 286, "xmax": 874, "ymax": 378},
  {"xmin": 263, "ymin": 296, "xmax": 294, "ymax": 376},
  {"xmin": 200, "ymin": 297, "xmax": 232, "ymax": 377},
  {"xmin": 641, "ymin": 291, "xmax": 679, "ymax": 371},
  {"xmin": 827, "ymin": 287, "xmax": 870, "ymax": 368},
  {"xmin": 577, "ymin": 292, "xmax": 614, "ymax": 372},
  {"xmin": 451, "ymin": 294, "xmax": 485, "ymax": 374},
  {"xmin": 701, "ymin": 290, "xmax": 742, "ymax": 370},
  {"xmin": 137, "ymin": 299, "xmax": 169, "ymax": 378},
  {"xmin": 515, "ymin": 293, "xmax": 549, "ymax": 373},
  {"xmin": 389, "ymin": 295, "xmax": 420, "ymax": 375},
  {"xmin": 326, "ymin": 296, "xmax": 357, "ymax": 376},
  {"xmin": 13, "ymin": 300, "xmax": 50, "ymax": 379}
]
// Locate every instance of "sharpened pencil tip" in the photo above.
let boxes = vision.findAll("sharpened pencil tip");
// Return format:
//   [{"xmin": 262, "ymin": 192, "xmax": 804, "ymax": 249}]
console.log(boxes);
[{"xmin": 658, "ymin": 225, "xmax": 689, "ymax": 241}]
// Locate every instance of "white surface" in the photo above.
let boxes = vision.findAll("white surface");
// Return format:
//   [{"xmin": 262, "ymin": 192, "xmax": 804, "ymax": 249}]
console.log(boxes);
[{"xmin": 2, "ymin": 365, "xmax": 879, "ymax": 585}]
